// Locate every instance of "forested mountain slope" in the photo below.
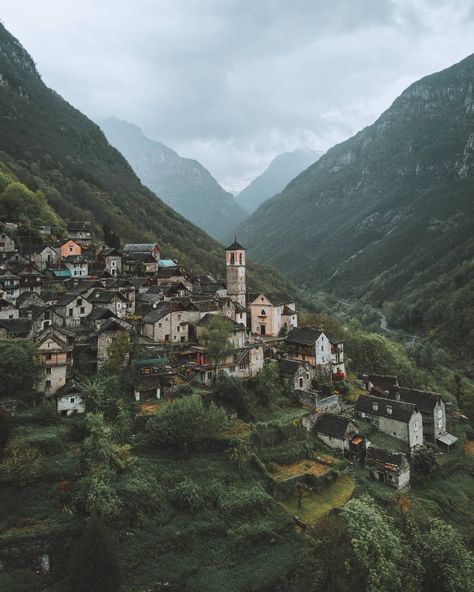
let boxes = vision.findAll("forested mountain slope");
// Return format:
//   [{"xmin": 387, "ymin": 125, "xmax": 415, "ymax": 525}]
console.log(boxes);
[
  {"xmin": 0, "ymin": 23, "xmax": 291, "ymax": 295},
  {"xmin": 100, "ymin": 117, "xmax": 248, "ymax": 240},
  {"xmin": 237, "ymin": 148, "xmax": 321, "ymax": 214},
  {"xmin": 234, "ymin": 55, "xmax": 474, "ymax": 356}
]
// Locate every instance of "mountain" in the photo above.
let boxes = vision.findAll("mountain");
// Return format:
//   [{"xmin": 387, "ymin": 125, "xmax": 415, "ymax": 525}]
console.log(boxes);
[
  {"xmin": 237, "ymin": 148, "xmax": 321, "ymax": 214},
  {"xmin": 233, "ymin": 55, "xmax": 474, "ymax": 357},
  {"xmin": 0, "ymin": 23, "xmax": 293, "ymax": 295},
  {"xmin": 100, "ymin": 117, "xmax": 248, "ymax": 240}
]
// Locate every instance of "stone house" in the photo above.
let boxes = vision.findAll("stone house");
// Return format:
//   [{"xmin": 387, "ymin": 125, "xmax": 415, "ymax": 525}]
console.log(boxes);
[
  {"xmin": 98, "ymin": 247, "xmax": 122, "ymax": 277},
  {"xmin": 87, "ymin": 288, "xmax": 129, "ymax": 319},
  {"xmin": 67, "ymin": 221, "xmax": 92, "ymax": 244},
  {"xmin": 0, "ymin": 232, "xmax": 15, "ymax": 254},
  {"xmin": 314, "ymin": 413, "xmax": 361, "ymax": 454},
  {"xmin": 249, "ymin": 293, "xmax": 297, "ymax": 337},
  {"xmin": 140, "ymin": 302, "xmax": 191, "ymax": 343},
  {"xmin": 278, "ymin": 359, "xmax": 315, "ymax": 392},
  {"xmin": 285, "ymin": 327, "xmax": 332, "ymax": 375},
  {"xmin": 0, "ymin": 269, "xmax": 20, "ymax": 301},
  {"xmin": 187, "ymin": 343, "xmax": 264, "ymax": 386},
  {"xmin": 355, "ymin": 394, "xmax": 424, "ymax": 450},
  {"xmin": 13, "ymin": 263, "xmax": 42, "ymax": 296},
  {"xmin": 36, "ymin": 328, "xmax": 73, "ymax": 395},
  {"xmin": 218, "ymin": 296, "xmax": 247, "ymax": 328},
  {"xmin": 388, "ymin": 386, "xmax": 451, "ymax": 446},
  {"xmin": 90, "ymin": 318, "xmax": 132, "ymax": 370},
  {"xmin": 37, "ymin": 246, "xmax": 58, "ymax": 271},
  {"xmin": 0, "ymin": 297, "xmax": 19, "ymax": 319},
  {"xmin": 55, "ymin": 293, "xmax": 94, "ymax": 327},
  {"xmin": 56, "ymin": 381, "xmax": 85, "ymax": 416},
  {"xmin": 63, "ymin": 255, "xmax": 89, "ymax": 278},
  {"xmin": 365, "ymin": 446, "xmax": 410, "ymax": 491}
]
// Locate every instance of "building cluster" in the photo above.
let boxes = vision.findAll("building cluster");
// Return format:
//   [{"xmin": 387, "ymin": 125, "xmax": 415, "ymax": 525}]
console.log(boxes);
[
  {"xmin": 0, "ymin": 225, "xmax": 307, "ymax": 414},
  {"xmin": 0, "ymin": 223, "xmax": 458, "ymax": 493}
]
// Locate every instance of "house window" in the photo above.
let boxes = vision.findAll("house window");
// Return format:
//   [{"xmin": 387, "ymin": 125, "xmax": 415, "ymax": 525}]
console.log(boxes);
[
  {"xmin": 45, "ymin": 380, "xmax": 52, "ymax": 388},
  {"xmin": 298, "ymin": 377, "xmax": 304, "ymax": 388},
  {"xmin": 387, "ymin": 406, "xmax": 392, "ymax": 416},
  {"xmin": 230, "ymin": 253, "xmax": 235, "ymax": 265},
  {"xmin": 239, "ymin": 363, "xmax": 246, "ymax": 370},
  {"xmin": 261, "ymin": 309, "xmax": 266, "ymax": 316},
  {"xmin": 414, "ymin": 421, "xmax": 418, "ymax": 431},
  {"xmin": 70, "ymin": 397, "xmax": 75, "ymax": 404},
  {"xmin": 46, "ymin": 353, "xmax": 52, "ymax": 360},
  {"xmin": 68, "ymin": 309, "xmax": 73, "ymax": 317},
  {"xmin": 45, "ymin": 367, "xmax": 52, "ymax": 375},
  {"xmin": 229, "ymin": 366, "xmax": 235, "ymax": 373},
  {"xmin": 372, "ymin": 402, "xmax": 378, "ymax": 412},
  {"xmin": 69, "ymin": 247, "xmax": 73, "ymax": 252},
  {"xmin": 207, "ymin": 371, "xmax": 213, "ymax": 380},
  {"xmin": 80, "ymin": 307, "xmax": 85, "ymax": 314},
  {"xmin": 321, "ymin": 345, "xmax": 324, "ymax": 351},
  {"xmin": 239, "ymin": 253, "xmax": 242, "ymax": 265},
  {"xmin": 438, "ymin": 419, "xmax": 442, "ymax": 428}
]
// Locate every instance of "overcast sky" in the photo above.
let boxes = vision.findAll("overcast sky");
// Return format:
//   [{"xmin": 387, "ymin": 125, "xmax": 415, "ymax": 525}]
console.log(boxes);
[{"xmin": 2, "ymin": 1, "xmax": 474, "ymax": 192}]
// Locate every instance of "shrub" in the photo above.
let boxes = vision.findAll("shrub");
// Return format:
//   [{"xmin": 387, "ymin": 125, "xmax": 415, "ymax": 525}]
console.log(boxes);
[
  {"xmin": 146, "ymin": 395, "xmax": 228, "ymax": 450},
  {"xmin": 0, "ymin": 437, "xmax": 44, "ymax": 487},
  {"xmin": 168, "ymin": 478, "xmax": 204, "ymax": 512}
]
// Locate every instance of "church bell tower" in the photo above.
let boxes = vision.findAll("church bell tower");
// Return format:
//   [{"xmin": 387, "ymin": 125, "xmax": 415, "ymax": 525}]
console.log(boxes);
[{"xmin": 225, "ymin": 238, "xmax": 246, "ymax": 308}]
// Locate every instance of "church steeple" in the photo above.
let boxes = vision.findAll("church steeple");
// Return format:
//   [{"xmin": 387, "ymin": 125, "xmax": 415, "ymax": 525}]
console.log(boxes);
[{"xmin": 225, "ymin": 238, "xmax": 246, "ymax": 307}]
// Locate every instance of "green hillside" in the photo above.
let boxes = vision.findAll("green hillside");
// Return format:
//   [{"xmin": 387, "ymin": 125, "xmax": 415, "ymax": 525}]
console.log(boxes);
[
  {"xmin": 233, "ymin": 55, "xmax": 474, "ymax": 358},
  {"xmin": 0, "ymin": 24, "xmax": 291, "ymax": 295}
]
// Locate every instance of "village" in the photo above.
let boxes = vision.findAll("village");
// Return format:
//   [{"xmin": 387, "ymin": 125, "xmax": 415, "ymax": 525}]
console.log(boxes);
[{"xmin": 0, "ymin": 221, "xmax": 459, "ymax": 497}]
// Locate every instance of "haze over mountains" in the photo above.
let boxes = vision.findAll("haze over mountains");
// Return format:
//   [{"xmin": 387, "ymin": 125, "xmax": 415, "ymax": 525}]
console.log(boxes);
[
  {"xmin": 0, "ymin": 23, "xmax": 291, "ymax": 295},
  {"xmin": 100, "ymin": 117, "xmax": 248, "ymax": 240},
  {"xmin": 233, "ymin": 55, "xmax": 474, "ymax": 354},
  {"xmin": 237, "ymin": 148, "xmax": 322, "ymax": 214}
]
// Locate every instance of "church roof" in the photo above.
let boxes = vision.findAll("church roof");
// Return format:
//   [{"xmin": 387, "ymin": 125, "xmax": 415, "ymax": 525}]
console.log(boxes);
[{"xmin": 225, "ymin": 240, "xmax": 245, "ymax": 251}]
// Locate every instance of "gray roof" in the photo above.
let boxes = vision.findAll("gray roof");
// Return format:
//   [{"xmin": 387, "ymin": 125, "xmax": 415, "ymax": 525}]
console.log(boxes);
[
  {"xmin": 278, "ymin": 358, "xmax": 308, "ymax": 377},
  {"xmin": 389, "ymin": 386, "xmax": 443, "ymax": 413},
  {"xmin": 315, "ymin": 414, "xmax": 355, "ymax": 438},
  {"xmin": 286, "ymin": 326, "xmax": 324, "ymax": 346},
  {"xmin": 225, "ymin": 240, "xmax": 245, "ymax": 251},
  {"xmin": 123, "ymin": 243, "xmax": 158, "ymax": 253},
  {"xmin": 356, "ymin": 394, "xmax": 418, "ymax": 423}
]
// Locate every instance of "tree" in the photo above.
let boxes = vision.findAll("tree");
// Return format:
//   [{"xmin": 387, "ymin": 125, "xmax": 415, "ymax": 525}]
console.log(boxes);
[
  {"xmin": 203, "ymin": 315, "xmax": 234, "ymax": 380},
  {"xmin": 69, "ymin": 516, "xmax": 121, "ymax": 592},
  {"xmin": 0, "ymin": 437, "xmax": 43, "ymax": 487},
  {"xmin": 413, "ymin": 444, "xmax": 438, "ymax": 475},
  {"xmin": 342, "ymin": 495, "xmax": 404, "ymax": 592},
  {"xmin": 299, "ymin": 312, "xmax": 346, "ymax": 341},
  {"xmin": 147, "ymin": 395, "xmax": 228, "ymax": 450},
  {"xmin": 211, "ymin": 374, "xmax": 252, "ymax": 418},
  {"xmin": 420, "ymin": 518, "xmax": 474, "ymax": 592},
  {"xmin": 0, "ymin": 409, "xmax": 13, "ymax": 449},
  {"xmin": 0, "ymin": 339, "xmax": 37, "ymax": 397},
  {"xmin": 105, "ymin": 331, "xmax": 130, "ymax": 372},
  {"xmin": 82, "ymin": 413, "xmax": 133, "ymax": 472},
  {"xmin": 253, "ymin": 362, "xmax": 283, "ymax": 408},
  {"xmin": 78, "ymin": 377, "xmax": 107, "ymax": 412}
]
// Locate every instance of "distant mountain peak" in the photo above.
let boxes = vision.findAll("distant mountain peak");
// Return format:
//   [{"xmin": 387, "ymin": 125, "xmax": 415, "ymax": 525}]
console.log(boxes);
[
  {"xmin": 237, "ymin": 147, "xmax": 322, "ymax": 214},
  {"xmin": 100, "ymin": 117, "xmax": 248, "ymax": 239}
]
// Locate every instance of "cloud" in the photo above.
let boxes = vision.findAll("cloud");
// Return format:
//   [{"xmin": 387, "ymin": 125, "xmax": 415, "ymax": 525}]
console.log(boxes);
[{"xmin": 2, "ymin": 0, "xmax": 474, "ymax": 191}]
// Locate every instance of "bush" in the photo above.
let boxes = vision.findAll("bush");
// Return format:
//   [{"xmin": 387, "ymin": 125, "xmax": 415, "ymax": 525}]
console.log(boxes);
[
  {"xmin": 168, "ymin": 477, "xmax": 204, "ymax": 512},
  {"xmin": 146, "ymin": 395, "xmax": 228, "ymax": 450},
  {"xmin": 0, "ymin": 437, "xmax": 44, "ymax": 487}
]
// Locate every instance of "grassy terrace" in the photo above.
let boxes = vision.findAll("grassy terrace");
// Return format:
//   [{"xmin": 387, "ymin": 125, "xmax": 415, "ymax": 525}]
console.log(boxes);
[{"xmin": 280, "ymin": 475, "xmax": 355, "ymax": 526}]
